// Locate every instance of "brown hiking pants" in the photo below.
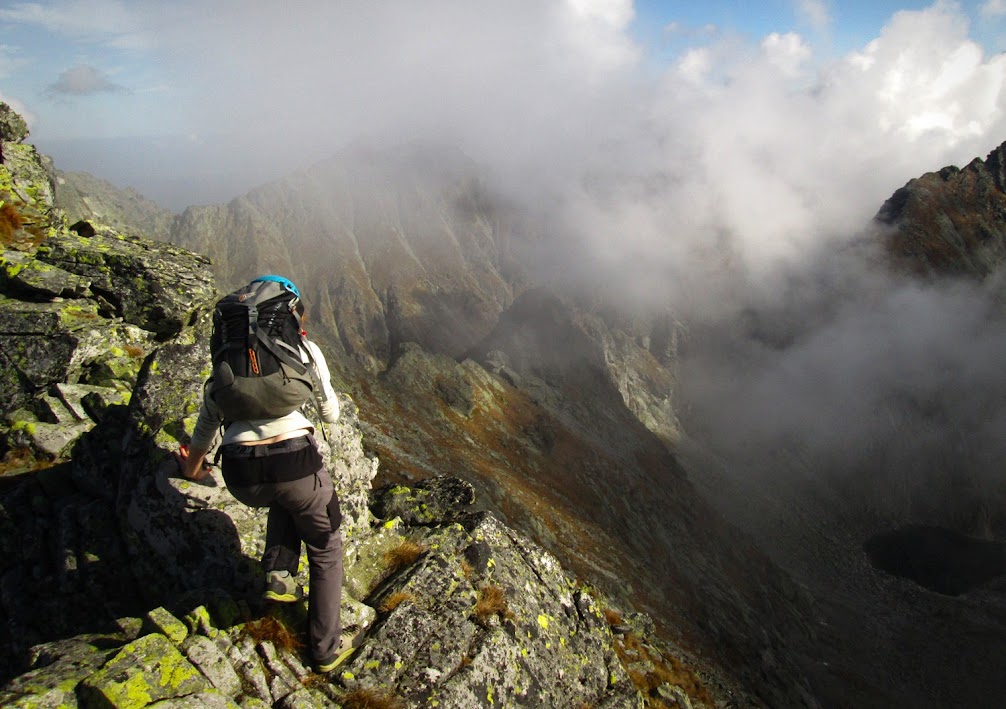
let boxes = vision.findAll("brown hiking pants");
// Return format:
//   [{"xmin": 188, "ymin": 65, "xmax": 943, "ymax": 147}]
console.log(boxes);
[{"xmin": 221, "ymin": 436, "xmax": 343, "ymax": 662}]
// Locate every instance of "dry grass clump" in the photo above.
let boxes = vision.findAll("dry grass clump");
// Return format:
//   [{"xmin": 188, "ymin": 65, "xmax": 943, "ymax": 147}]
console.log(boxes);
[
  {"xmin": 603, "ymin": 608, "xmax": 624, "ymax": 627},
  {"xmin": 244, "ymin": 614, "xmax": 303, "ymax": 653},
  {"xmin": 341, "ymin": 687, "xmax": 403, "ymax": 709},
  {"xmin": 124, "ymin": 344, "xmax": 145, "ymax": 358},
  {"xmin": 0, "ymin": 200, "xmax": 24, "ymax": 244},
  {"xmin": 460, "ymin": 559, "xmax": 474, "ymax": 579},
  {"xmin": 379, "ymin": 591, "xmax": 415, "ymax": 614},
  {"xmin": 383, "ymin": 540, "xmax": 425, "ymax": 573},
  {"xmin": 614, "ymin": 632, "xmax": 714, "ymax": 708},
  {"xmin": 473, "ymin": 585, "xmax": 512, "ymax": 622}
]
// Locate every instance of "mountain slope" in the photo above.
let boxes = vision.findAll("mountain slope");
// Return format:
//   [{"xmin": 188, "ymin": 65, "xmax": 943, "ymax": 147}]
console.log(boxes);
[{"xmin": 169, "ymin": 146, "xmax": 521, "ymax": 375}]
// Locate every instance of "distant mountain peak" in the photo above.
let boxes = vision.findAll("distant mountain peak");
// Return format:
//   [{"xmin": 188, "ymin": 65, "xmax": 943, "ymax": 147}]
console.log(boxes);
[{"xmin": 876, "ymin": 140, "xmax": 1006, "ymax": 277}]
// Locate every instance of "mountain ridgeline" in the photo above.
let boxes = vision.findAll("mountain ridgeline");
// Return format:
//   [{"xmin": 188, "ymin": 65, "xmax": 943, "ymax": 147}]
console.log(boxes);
[{"xmin": 46, "ymin": 114, "xmax": 1006, "ymax": 709}]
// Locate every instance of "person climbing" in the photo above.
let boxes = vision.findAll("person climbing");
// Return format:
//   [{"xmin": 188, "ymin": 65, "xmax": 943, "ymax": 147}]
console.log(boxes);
[{"xmin": 178, "ymin": 274, "xmax": 357, "ymax": 672}]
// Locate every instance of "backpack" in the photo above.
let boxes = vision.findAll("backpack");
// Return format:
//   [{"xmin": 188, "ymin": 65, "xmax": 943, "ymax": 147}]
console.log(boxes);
[{"xmin": 207, "ymin": 278, "xmax": 317, "ymax": 421}]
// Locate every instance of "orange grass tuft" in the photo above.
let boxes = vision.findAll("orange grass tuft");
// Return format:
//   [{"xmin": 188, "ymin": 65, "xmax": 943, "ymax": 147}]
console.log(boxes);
[
  {"xmin": 0, "ymin": 200, "xmax": 24, "ymax": 244},
  {"xmin": 341, "ymin": 688, "xmax": 404, "ymax": 709},
  {"xmin": 379, "ymin": 591, "xmax": 415, "ymax": 614},
  {"xmin": 244, "ymin": 614, "xmax": 303, "ymax": 653},
  {"xmin": 603, "ymin": 608, "xmax": 624, "ymax": 627},
  {"xmin": 383, "ymin": 540, "xmax": 425, "ymax": 573},
  {"xmin": 473, "ymin": 585, "xmax": 511, "ymax": 622},
  {"xmin": 613, "ymin": 632, "xmax": 714, "ymax": 707}
]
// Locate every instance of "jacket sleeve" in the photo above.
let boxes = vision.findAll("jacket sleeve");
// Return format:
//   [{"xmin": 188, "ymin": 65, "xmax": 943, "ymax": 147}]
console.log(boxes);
[
  {"xmin": 190, "ymin": 383, "xmax": 223, "ymax": 450},
  {"xmin": 305, "ymin": 340, "xmax": 340, "ymax": 424}
]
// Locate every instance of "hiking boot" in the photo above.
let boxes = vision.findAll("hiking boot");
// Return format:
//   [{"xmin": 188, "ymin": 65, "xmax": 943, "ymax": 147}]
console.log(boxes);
[
  {"xmin": 315, "ymin": 625, "xmax": 363, "ymax": 673},
  {"xmin": 263, "ymin": 570, "xmax": 303, "ymax": 603}
]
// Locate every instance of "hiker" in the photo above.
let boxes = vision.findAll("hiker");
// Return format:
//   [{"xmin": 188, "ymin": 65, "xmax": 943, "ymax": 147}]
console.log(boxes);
[{"xmin": 178, "ymin": 274, "xmax": 354, "ymax": 672}]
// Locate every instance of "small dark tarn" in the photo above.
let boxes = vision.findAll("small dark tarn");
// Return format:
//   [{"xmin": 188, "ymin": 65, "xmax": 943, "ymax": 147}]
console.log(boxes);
[{"xmin": 863, "ymin": 524, "xmax": 1006, "ymax": 596}]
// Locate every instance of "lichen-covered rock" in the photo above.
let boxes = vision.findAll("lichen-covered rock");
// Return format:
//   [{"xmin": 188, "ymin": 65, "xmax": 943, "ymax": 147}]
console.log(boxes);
[
  {"xmin": 340, "ymin": 510, "xmax": 640, "ymax": 708},
  {"xmin": 145, "ymin": 688, "xmax": 242, "ymax": 708},
  {"xmin": 35, "ymin": 225, "xmax": 215, "ymax": 338},
  {"xmin": 0, "ymin": 635, "xmax": 120, "ymax": 708},
  {"xmin": 0, "ymin": 248, "xmax": 91, "ymax": 299},
  {"xmin": 370, "ymin": 475, "xmax": 476, "ymax": 526},
  {"xmin": 180, "ymin": 635, "xmax": 242, "ymax": 698},
  {"xmin": 1, "ymin": 142, "xmax": 55, "ymax": 216},
  {"xmin": 76, "ymin": 633, "xmax": 211, "ymax": 707},
  {"xmin": 144, "ymin": 608, "xmax": 189, "ymax": 646}
]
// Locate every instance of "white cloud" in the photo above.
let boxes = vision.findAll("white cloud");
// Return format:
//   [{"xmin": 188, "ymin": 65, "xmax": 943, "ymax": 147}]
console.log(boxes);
[
  {"xmin": 761, "ymin": 32, "xmax": 813, "ymax": 77},
  {"xmin": 20, "ymin": 0, "xmax": 1006, "ymax": 295},
  {"xmin": 543, "ymin": 1, "xmax": 1006, "ymax": 310}
]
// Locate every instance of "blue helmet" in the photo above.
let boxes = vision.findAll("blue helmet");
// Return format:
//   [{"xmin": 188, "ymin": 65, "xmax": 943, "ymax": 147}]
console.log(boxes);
[{"xmin": 252, "ymin": 274, "xmax": 300, "ymax": 298}]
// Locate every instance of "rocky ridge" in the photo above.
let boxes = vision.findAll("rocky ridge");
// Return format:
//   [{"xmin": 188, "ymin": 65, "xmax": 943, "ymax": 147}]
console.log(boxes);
[
  {"xmin": 877, "ymin": 139, "xmax": 1006, "ymax": 278},
  {"xmin": 0, "ymin": 106, "xmax": 754, "ymax": 708}
]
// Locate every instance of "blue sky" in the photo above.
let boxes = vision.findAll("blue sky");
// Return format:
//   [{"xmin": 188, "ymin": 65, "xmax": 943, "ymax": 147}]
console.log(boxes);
[{"xmin": 2, "ymin": 0, "xmax": 1006, "ymax": 221}]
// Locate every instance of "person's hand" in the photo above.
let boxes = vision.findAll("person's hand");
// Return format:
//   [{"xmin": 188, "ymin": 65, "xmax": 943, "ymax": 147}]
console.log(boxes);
[{"xmin": 177, "ymin": 444, "xmax": 212, "ymax": 481}]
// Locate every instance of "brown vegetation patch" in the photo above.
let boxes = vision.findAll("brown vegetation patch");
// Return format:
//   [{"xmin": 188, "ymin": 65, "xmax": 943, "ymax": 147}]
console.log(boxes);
[
  {"xmin": 603, "ymin": 608, "xmax": 624, "ymax": 627},
  {"xmin": 0, "ymin": 447, "xmax": 50, "ymax": 477},
  {"xmin": 473, "ymin": 585, "xmax": 512, "ymax": 622},
  {"xmin": 124, "ymin": 344, "xmax": 145, "ymax": 358},
  {"xmin": 0, "ymin": 200, "xmax": 24, "ymax": 244},
  {"xmin": 614, "ymin": 632, "xmax": 714, "ymax": 708},
  {"xmin": 379, "ymin": 591, "xmax": 415, "ymax": 614},
  {"xmin": 341, "ymin": 688, "xmax": 404, "ymax": 709},
  {"xmin": 244, "ymin": 613, "xmax": 303, "ymax": 653},
  {"xmin": 383, "ymin": 540, "xmax": 425, "ymax": 573}
]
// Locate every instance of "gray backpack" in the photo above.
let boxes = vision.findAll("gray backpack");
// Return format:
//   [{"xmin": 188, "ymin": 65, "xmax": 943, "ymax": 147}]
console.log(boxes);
[{"xmin": 207, "ymin": 279, "xmax": 317, "ymax": 421}]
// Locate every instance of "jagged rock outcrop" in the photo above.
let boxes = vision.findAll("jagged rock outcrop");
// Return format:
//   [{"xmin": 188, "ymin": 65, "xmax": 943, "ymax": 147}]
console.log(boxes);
[{"xmin": 877, "ymin": 140, "xmax": 1006, "ymax": 277}]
